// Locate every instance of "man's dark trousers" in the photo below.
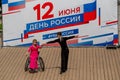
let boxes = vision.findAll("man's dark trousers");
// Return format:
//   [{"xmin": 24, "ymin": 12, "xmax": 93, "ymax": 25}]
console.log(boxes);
[{"xmin": 61, "ymin": 48, "xmax": 69, "ymax": 72}]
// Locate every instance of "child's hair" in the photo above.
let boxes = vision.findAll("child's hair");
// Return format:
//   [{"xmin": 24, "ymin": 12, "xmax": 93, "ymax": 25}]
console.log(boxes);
[{"xmin": 32, "ymin": 39, "xmax": 37, "ymax": 43}]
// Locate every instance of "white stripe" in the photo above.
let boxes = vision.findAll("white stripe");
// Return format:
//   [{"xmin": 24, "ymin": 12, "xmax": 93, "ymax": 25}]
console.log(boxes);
[{"xmin": 8, "ymin": 0, "xmax": 24, "ymax": 3}]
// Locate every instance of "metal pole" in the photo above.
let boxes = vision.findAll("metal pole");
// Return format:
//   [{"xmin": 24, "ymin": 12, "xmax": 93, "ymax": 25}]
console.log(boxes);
[
  {"xmin": 0, "ymin": 1, "xmax": 3, "ymax": 48},
  {"xmin": 117, "ymin": 0, "xmax": 120, "ymax": 48}
]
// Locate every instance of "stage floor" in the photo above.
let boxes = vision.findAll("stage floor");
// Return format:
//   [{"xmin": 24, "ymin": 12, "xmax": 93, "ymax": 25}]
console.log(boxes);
[{"xmin": 0, "ymin": 47, "xmax": 120, "ymax": 80}]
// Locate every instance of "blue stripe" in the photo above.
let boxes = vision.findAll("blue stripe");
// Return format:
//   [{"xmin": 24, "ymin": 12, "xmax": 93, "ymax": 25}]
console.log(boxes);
[
  {"xmin": 8, "ymin": 1, "xmax": 25, "ymax": 7},
  {"xmin": 93, "ymin": 41, "xmax": 113, "ymax": 46},
  {"xmin": 16, "ymin": 42, "xmax": 40, "ymax": 47},
  {"xmin": 25, "ymin": 14, "xmax": 83, "ymax": 34},
  {"xmin": 69, "ymin": 41, "xmax": 113, "ymax": 47},
  {"xmin": 2, "ymin": 0, "xmax": 8, "ymax": 4},
  {"xmin": 101, "ymin": 24, "xmax": 117, "ymax": 28},
  {"xmin": 43, "ymin": 29, "xmax": 79, "ymax": 40},
  {"xmin": 82, "ymin": 33, "xmax": 113, "ymax": 40},
  {"xmin": 21, "ymin": 33, "xmax": 23, "ymax": 40},
  {"xmin": 4, "ymin": 38, "xmax": 21, "ymax": 42},
  {"xmin": 84, "ymin": 0, "xmax": 96, "ymax": 12},
  {"xmin": 99, "ymin": 8, "xmax": 101, "ymax": 16},
  {"xmin": 114, "ymin": 34, "xmax": 118, "ymax": 39},
  {"xmin": 17, "ymin": 43, "xmax": 32, "ymax": 46}
]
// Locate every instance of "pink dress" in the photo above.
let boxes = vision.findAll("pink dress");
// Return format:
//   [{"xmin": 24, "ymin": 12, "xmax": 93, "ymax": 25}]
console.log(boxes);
[{"xmin": 28, "ymin": 45, "xmax": 41, "ymax": 69}]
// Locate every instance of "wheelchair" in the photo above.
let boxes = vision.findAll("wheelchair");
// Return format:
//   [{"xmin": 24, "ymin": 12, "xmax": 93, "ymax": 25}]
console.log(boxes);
[{"xmin": 24, "ymin": 52, "xmax": 45, "ymax": 72}]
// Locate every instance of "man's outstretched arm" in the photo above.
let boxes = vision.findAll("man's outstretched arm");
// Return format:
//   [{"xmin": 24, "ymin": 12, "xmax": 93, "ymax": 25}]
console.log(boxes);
[
  {"xmin": 47, "ymin": 39, "xmax": 58, "ymax": 44},
  {"xmin": 65, "ymin": 35, "xmax": 78, "ymax": 40}
]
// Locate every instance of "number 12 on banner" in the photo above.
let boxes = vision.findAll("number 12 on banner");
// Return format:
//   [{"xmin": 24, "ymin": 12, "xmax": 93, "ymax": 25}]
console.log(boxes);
[{"xmin": 33, "ymin": 2, "xmax": 54, "ymax": 20}]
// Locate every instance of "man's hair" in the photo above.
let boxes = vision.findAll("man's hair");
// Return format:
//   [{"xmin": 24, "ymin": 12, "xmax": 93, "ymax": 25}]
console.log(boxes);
[{"xmin": 57, "ymin": 32, "xmax": 62, "ymax": 36}]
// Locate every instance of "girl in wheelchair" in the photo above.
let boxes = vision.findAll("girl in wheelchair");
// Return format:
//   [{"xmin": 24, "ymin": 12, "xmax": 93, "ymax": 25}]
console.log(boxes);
[{"xmin": 26, "ymin": 39, "xmax": 42, "ymax": 73}]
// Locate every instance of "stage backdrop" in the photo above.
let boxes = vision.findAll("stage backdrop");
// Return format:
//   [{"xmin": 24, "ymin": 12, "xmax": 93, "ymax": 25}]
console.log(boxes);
[{"xmin": 2, "ymin": 0, "xmax": 118, "ymax": 46}]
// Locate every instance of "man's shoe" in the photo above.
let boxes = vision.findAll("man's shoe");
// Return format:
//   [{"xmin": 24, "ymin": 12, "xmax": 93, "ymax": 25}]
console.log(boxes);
[
  {"xmin": 60, "ymin": 71, "xmax": 63, "ymax": 74},
  {"xmin": 60, "ymin": 70, "xmax": 65, "ymax": 74}
]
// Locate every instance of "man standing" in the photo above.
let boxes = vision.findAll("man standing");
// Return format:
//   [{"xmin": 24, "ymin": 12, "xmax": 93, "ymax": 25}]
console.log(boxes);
[{"xmin": 46, "ymin": 32, "xmax": 77, "ymax": 74}]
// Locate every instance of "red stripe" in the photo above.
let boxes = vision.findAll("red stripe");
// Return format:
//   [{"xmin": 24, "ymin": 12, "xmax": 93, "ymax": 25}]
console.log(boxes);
[
  {"xmin": 21, "ymin": 39, "xmax": 23, "ymax": 42},
  {"xmin": 67, "ymin": 39, "xmax": 78, "ymax": 44},
  {"xmin": 24, "ymin": 34, "xmax": 28, "ymax": 39},
  {"xmin": 106, "ymin": 20, "xmax": 118, "ymax": 25},
  {"xmin": 83, "ymin": 10, "xmax": 96, "ymax": 22},
  {"xmin": 21, "ymin": 34, "xmax": 23, "ymax": 42},
  {"xmin": 9, "ymin": 4, "xmax": 25, "ymax": 11},
  {"xmin": 77, "ymin": 35, "xmax": 89, "ymax": 38},
  {"xmin": 44, "ymin": 43, "xmax": 59, "ymax": 47},
  {"xmin": 99, "ymin": 16, "xmax": 101, "ymax": 26},
  {"xmin": 24, "ymin": 21, "xmax": 89, "ymax": 39},
  {"xmin": 113, "ymin": 39, "xmax": 118, "ymax": 44},
  {"xmin": 2, "ymin": 11, "xmax": 21, "ymax": 15}
]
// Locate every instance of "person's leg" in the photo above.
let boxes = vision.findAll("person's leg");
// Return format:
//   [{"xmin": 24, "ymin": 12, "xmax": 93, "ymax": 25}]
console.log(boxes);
[
  {"xmin": 30, "ymin": 56, "xmax": 34, "ymax": 69},
  {"xmin": 32, "ymin": 57, "xmax": 38, "ymax": 72},
  {"xmin": 61, "ymin": 51, "xmax": 66, "ymax": 73},
  {"xmin": 65, "ymin": 52, "xmax": 69, "ymax": 71},
  {"xmin": 34, "ymin": 53, "xmax": 39, "ymax": 69},
  {"xmin": 29, "ymin": 56, "xmax": 36, "ymax": 73},
  {"xmin": 35, "ymin": 57, "xmax": 38, "ymax": 69}
]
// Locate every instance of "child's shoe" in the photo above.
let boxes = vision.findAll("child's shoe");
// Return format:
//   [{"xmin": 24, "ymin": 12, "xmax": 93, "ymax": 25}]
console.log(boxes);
[
  {"xmin": 29, "ymin": 68, "xmax": 35, "ymax": 73},
  {"xmin": 34, "ymin": 69, "xmax": 38, "ymax": 73}
]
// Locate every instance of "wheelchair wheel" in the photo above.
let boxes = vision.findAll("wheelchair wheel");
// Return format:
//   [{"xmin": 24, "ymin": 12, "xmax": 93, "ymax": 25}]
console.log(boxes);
[
  {"xmin": 38, "ymin": 57, "xmax": 45, "ymax": 71},
  {"xmin": 24, "ymin": 57, "xmax": 30, "ymax": 71}
]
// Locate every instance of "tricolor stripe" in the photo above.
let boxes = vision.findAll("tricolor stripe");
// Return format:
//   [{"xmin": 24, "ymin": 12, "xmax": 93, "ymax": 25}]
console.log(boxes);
[
  {"xmin": 8, "ymin": 1, "xmax": 25, "ymax": 11},
  {"xmin": 113, "ymin": 34, "xmax": 118, "ymax": 45},
  {"xmin": 99, "ymin": 8, "xmax": 101, "ymax": 26},
  {"xmin": 17, "ymin": 42, "xmax": 40, "ymax": 46},
  {"xmin": 2, "ymin": 11, "xmax": 21, "ymax": 15},
  {"xmin": 82, "ymin": 33, "xmax": 113, "ymax": 40},
  {"xmin": 44, "ymin": 39, "xmax": 78, "ymax": 47},
  {"xmin": 3, "ymin": 36, "xmax": 34, "ymax": 42},
  {"xmin": 93, "ymin": 41, "xmax": 113, "ymax": 46},
  {"xmin": 24, "ymin": 21, "xmax": 89, "ymax": 39},
  {"xmin": 106, "ymin": 20, "xmax": 118, "ymax": 25},
  {"xmin": 69, "ymin": 41, "xmax": 93, "ymax": 46},
  {"xmin": 21, "ymin": 33, "xmax": 23, "ymax": 42},
  {"xmin": 83, "ymin": 0, "xmax": 96, "ymax": 21},
  {"xmin": 25, "ymin": 0, "xmax": 35, "ymax": 2},
  {"xmin": 9, "ymin": 4, "xmax": 25, "ymax": 11}
]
